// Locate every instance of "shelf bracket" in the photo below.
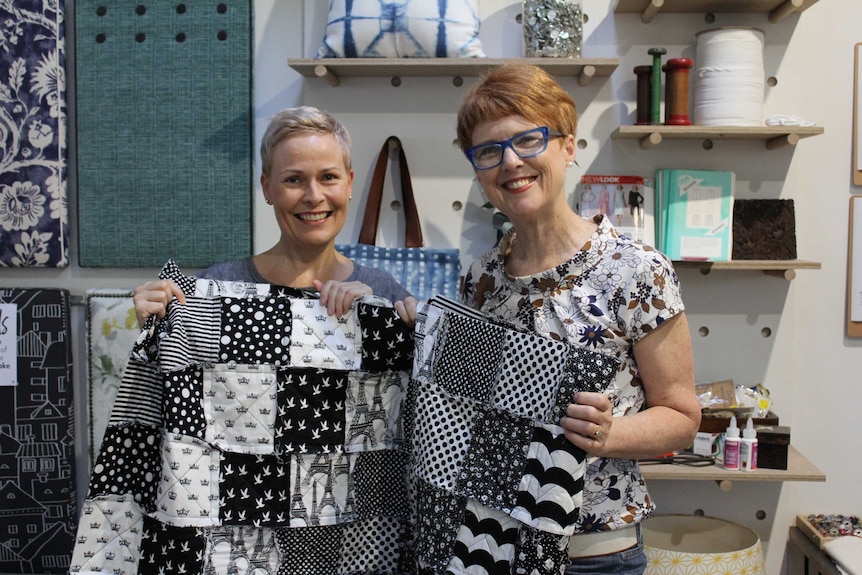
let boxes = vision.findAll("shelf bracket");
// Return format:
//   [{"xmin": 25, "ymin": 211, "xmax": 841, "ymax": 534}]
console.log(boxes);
[
  {"xmin": 641, "ymin": 0, "xmax": 664, "ymax": 23},
  {"xmin": 766, "ymin": 132, "xmax": 800, "ymax": 150},
  {"xmin": 638, "ymin": 131, "xmax": 662, "ymax": 149},
  {"xmin": 769, "ymin": 0, "xmax": 805, "ymax": 23},
  {"xmin": 578, "ymin": 65, "xmax": 596, "ymax": 86},
  {"xmin": 313, "ymin": 64, "xmax": 340, "ymax": 87}
]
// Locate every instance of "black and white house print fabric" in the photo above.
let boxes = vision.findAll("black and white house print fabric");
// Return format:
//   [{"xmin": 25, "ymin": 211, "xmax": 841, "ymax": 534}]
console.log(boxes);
[
  {"xmin": 409, "ymin": 296, "xmax": 620, "ymax": 575},
  {"xmin": 0, "ymin": 288, "xmax": 76, "ymax": 574},
  {"xmin": 71, "ymin": 262, "xmax": 415, "ymax": 575}
]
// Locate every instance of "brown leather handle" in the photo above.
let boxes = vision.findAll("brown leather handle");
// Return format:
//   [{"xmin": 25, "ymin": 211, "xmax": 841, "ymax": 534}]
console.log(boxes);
[{"xmin": 357, "ymin": 136, "xmax": 423, "ymax": 248}]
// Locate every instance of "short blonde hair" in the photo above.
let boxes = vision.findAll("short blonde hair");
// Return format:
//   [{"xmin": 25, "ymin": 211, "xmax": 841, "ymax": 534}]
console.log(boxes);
[{"xmin": 260, "ymin": 106, "xmax": 352, "ymax": 176}]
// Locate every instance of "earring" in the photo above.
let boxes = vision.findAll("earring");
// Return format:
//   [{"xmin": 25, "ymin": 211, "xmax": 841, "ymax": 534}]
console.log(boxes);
[
  {"xmin": 349, "ymin": 196, "xmax": 352, "ymax": 201},
  {"xmin": 265, "ymin": 198, "xmax": 272, "ymax": 205},
  {"xmin": 567, "ymin": 161, "xmax": 574, "ymax": 168}
]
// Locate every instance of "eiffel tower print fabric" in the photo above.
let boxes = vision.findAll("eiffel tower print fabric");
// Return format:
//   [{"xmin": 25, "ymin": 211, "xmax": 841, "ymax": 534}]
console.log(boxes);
[
  {"xmin": 409, "ymin": 296, "xmax": 620, "ymax": 575},
  {"xmin": 70, "ymin": 261, "xmax": 416, "ymax": 575}
]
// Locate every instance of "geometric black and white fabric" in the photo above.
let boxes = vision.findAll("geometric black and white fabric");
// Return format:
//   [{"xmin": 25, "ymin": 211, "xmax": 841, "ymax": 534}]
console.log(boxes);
[
  {"xmin": 409, "ymin": 296, "xmax": 620, "ymax": 575},
  {"xmin": 71, "ymin": 261, "xmax": 415, "ymax": 575}
]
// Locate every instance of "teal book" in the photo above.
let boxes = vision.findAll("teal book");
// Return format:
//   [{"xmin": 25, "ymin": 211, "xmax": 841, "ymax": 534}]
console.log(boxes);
[{"xmin": 660, "ymin": 169, "xmax": 735, "ymax": 261}]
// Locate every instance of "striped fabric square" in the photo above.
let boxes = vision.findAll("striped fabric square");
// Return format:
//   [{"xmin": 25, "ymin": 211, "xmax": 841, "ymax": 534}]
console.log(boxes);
[
  {"xmin": 158, "ymin": 296, "xmax": 221, "ymax": 373},
  {"xmin": 109, "ymin": 358, "xmax": 164, "ymax": 428}
]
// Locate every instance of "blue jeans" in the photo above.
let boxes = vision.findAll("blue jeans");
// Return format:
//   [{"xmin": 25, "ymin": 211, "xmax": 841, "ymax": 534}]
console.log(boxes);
[{"xmin": 564, "ymin": 528, "xmax": 647, "ymax": 575}]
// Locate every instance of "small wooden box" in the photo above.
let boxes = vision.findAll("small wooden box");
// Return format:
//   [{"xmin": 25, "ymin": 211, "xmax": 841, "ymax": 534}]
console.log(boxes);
[
  {"xmin": 698, "ymin": 410, "xmax": 779, "ymax": 434},
  {"xmin": 756, "ymin": 424, "xmax": 791, "ymax": 470},
  {"xmin": 796, "ymin": 515, "xmax": 835, "ymax": 549}
]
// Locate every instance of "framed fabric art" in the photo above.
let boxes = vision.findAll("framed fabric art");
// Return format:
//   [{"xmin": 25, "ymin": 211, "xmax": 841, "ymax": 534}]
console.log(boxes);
[{"xmin": 0, "ymin": 1, "xmax": 67, "ymax": 267}]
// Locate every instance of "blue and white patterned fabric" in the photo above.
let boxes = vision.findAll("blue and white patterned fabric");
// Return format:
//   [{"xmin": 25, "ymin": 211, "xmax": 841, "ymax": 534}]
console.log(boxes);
[
  {"xmin": 0, "ymin": 1, "xmax": 67, "ymax": 267},
  {"xmin": 317, "ymin": 0, "xmax": 486, "ymax": 58}
]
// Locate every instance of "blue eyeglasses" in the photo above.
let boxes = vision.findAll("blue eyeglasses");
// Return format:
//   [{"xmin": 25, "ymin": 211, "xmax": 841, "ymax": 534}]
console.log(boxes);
[{"xmin": 465, "ymin": 126, "xmax": 564, "ymax": 170}]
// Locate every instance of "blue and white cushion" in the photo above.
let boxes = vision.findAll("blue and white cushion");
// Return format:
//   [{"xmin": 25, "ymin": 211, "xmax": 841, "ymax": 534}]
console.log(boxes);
[{"xmin": 317, "ymin": 0, "xmax": 486, "ymax": 58}]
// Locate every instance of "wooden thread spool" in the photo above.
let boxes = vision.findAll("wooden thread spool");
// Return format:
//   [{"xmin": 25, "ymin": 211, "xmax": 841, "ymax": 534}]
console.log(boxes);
[
  {"xmin": 665, "ymin": 57, "xmax": 693, "ymax": 125},
  {"xmin": 634, "ymin": 65, "xmax": 653, "ymax": 125},
  {"xmin": 648, "ymin": 47, "xmax": 666, "ymax": 125}
]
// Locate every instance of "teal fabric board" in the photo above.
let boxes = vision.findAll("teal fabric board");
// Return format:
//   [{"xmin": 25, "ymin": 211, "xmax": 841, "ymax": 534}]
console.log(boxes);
[{"xmin": 75, "ymin": 1, "xmax": 253, "ymax": 267}]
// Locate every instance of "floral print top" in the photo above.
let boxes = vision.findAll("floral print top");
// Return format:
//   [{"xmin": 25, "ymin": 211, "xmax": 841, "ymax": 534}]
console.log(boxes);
[{"xmin": 461, "ymin": 214, "xmax": 685, "ymax": 534}]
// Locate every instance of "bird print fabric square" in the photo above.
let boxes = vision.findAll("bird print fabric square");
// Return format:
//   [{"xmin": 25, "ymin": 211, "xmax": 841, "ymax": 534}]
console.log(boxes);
[
  {"xmin": 358, "ymin": 301, "xmax": 414, "ymax": 371},
  {"xmin": 218, "ymin": 452, "xmax": 291, "ymax": 527},
  {"xmin": 138, "ymin": 517, "xmax": 206, "ymax": 575},
  {"xmin": 275, "ymin": 368, "xmax": 348, "ymax": 454}
]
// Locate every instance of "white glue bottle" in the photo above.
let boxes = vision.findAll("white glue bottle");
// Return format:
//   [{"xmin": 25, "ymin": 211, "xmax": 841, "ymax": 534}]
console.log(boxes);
[
  {"xmin": 740, "ymin": 418, "xmax": 758, "ymax": 472},
  {"xmin": 723, "ymin": 416, "xmax": 740, "ymax": 470}
]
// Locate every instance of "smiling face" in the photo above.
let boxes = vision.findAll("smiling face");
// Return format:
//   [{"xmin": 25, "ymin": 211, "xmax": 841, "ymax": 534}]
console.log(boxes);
[
  {"xmin": 471, "ymin": 115, "xmax": 575, "ymax": 224},
  {"xmin": 261, "ymin": 132, "xmax": 354, "ymax": 252}
]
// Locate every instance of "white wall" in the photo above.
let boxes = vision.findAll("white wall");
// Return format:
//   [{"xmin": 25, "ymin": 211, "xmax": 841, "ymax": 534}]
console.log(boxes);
[{"xmin": 5, "ymin": 2, "xmax": 857, "ymax": 574}]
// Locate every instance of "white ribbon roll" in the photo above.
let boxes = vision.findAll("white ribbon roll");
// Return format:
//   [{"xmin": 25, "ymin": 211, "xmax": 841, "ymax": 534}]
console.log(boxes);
[{"xmin": 694, "ymin": 27, "xmax": 765, "ymax": 126}]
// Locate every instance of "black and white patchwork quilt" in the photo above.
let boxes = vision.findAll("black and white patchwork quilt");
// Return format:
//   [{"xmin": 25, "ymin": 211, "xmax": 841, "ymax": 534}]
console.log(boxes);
[
  {"xmin": 71, "ymin": 262, "xmax": 619, "ymax": 575},
  {"xmin": 409, "ymin": 296, "xmax": 620, "ymax": 575}
]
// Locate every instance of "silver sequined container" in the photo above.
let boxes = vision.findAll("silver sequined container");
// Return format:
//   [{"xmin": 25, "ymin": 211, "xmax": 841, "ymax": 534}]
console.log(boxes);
[{"xmin": 523, "ymin": 0, "xmax": 583, "ymax": 58}]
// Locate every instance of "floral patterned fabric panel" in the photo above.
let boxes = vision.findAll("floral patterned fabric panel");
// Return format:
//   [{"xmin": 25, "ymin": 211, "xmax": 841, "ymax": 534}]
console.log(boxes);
[
  {"xmin": 0, "ymin": 289, "xmax": 76, "ymax": 574},
  {"xmin": 0, "ymin": 1, "xmax": 67, "ymax": 266},
  {"xmin": 409, "ymin": 296, "xmax": 620, "ymax": 575},
  {"xmin": 86, "ymin": 289, "xmax": 140, "ymax": 467},
  {"xmin": 70, "ymin": 262, "xmax": 416, "ymax": 575}
]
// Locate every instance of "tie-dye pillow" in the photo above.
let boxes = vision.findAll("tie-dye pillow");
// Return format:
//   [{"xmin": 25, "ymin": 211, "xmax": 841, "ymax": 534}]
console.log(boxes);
[{"xmin": 317, "ymin": 0, "xmax": 486, "ymax": 58}]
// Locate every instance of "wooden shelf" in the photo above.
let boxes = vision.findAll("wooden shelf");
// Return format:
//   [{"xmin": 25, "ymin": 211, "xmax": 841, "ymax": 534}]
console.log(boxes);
[
  {"xmin": 641, "ymin": 445, "xmax": 825, "ymax": 484},
  {"xmin": 287, "ymin": 57, "xmax": 619, "ymax": 87},
  {"xmin": 612, "ymin": 125, "xmax": 825, "ymax": 150},
  {"xmin": 673, "ymin": 259, "xmax": 821, "ymax": 280},
  {"xmin": 614, "ymin": 0, "xmax": 822, "ymax": 24}
]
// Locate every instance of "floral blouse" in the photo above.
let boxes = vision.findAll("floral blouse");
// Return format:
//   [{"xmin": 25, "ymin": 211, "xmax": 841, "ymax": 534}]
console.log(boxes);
[{"xmin": 461, "ymin": 215, "xmax": 685, "ymax": 534}]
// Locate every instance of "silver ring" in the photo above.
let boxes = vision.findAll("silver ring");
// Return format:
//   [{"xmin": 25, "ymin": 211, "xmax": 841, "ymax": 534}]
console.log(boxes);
[{"xmin": 594, "ymin": 428, "xmax": 603, "ymax": 439}]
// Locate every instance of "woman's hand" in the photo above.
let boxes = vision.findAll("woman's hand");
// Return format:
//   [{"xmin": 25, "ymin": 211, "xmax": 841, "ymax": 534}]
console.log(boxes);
[
  {"xmin": 132, "ymin": 279, "xmax": 187, "ymax": 327},
  {"xmin": 313, "ymin": 279, "xmax": 373, "ymax": 318},
  {"xmin": 394, "ymin": 296, "xmax": 419, "ymax": 326},
  {"xmin": 560, "ymin": 391, "xmax": 614, "ymax": 456}
]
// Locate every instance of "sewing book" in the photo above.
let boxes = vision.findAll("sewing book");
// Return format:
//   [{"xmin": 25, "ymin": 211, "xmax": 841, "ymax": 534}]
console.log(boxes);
[
  {"xmin": 573, "ymin": 174, "xmax": 656, "ymax": 247},
  {"xmin": 657, "ymin": 169, "xmax": 735, "ymax": 261}
]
